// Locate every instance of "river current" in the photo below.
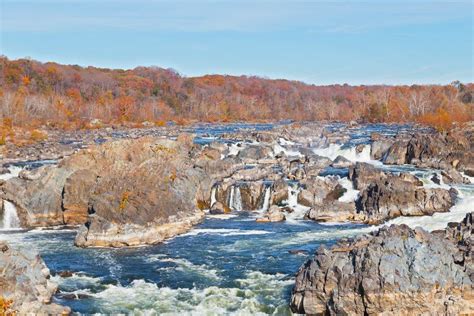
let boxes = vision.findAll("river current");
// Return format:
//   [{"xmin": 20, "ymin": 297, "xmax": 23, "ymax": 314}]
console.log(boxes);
[{"xmin": 0, "ymin": 123, "xmax": 473, "ymax": 315}]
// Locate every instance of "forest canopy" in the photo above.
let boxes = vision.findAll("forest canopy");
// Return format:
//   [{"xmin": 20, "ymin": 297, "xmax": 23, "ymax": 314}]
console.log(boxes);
[{"xmin": 1, "ymin": 56, "xmax": 472, "ymax": 130}]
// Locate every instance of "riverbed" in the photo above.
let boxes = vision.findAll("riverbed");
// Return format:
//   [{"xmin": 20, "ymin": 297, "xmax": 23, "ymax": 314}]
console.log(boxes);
[{"xmin": 1, "ymin": 123, "xmax": 472, "ymax": 315}]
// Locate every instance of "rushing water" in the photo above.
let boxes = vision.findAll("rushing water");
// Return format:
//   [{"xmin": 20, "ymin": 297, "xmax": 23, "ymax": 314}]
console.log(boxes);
[{"xmin": 0, "ymin": 123, "xmax": 473, "ymax": 315}]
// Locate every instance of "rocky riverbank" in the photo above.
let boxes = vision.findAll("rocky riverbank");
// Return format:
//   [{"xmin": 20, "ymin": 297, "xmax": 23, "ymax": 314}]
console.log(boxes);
[
  {"xmin": 290, "ymin": 212, "xmax": 473, "ymax": 315},
  {"xmin": 0, "ymin": 241, "xmax": 70, "ymax": 315},
  {"xmin": 1, "ymin": 122, "xmax": 472, "ymax": 247}
]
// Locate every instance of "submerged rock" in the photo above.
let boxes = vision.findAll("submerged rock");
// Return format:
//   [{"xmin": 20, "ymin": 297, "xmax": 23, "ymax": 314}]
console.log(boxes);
[
  {"xmin": 290, "ymin": 213, "xmax": 474, "ymax": 315},
  {"xmin": 0, "ymin": 241, "xmax": 70, "ymax": 315}
]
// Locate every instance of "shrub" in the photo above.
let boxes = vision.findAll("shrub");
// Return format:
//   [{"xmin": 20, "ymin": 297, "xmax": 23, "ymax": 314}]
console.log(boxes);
[{"xmin": 29, "ymin": 130, "xmax": 48, "ymax": 142}]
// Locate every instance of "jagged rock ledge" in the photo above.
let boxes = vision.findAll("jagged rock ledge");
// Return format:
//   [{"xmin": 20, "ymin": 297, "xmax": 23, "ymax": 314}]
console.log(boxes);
[
  {"xmin": 0, "ymin": 241, "xmax": 70, "ymax": 315},
  {"xmin": 290, "ymin": 212, "xmax": 474, "ymax": 315}
]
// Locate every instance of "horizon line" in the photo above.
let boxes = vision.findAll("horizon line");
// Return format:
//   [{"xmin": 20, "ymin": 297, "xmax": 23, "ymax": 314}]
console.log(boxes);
[{"xmin": 3, "ymin": 55, "xmax": 472, "ymax": 87}]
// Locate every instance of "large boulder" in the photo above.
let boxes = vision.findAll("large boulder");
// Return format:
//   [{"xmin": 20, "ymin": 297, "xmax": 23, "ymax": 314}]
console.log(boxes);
[
  {"xmin": 1, "ymin": 166, "xmax": 73, "ymax": 227},
  {"xmin": 356, "ymin": 175, "xmax": 457, "ymax": 224},
  {"xmin": 74, "ymin": 136, "xmax": 211, "ymax": 247},
  {"xmin": 349, "ymin": 162, "xmax": 386, "ymax": 190},
  {"xmin": 370, "ymin": 133, "xmax": 394, "ymax": 160},
  {"xmin": 0, "ymin": 241, "xmax": 70, "ymax": 315},
  {"xmin": 290, "ymin": 213, "xmax": 474, "ymax": 315},
  {"xmin": 237, "ymin": 145, "xmax": 272, "ymax": 161}
]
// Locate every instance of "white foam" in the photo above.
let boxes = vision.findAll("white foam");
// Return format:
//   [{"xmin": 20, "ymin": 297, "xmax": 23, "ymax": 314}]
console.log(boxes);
[
  {"xmin": 51, "ymin": 272, "xmax": 102, "ymax": 291},
  {"xmin": 0, "ymin": 165, "xmax": 22, "ymax": 181},
  {"xmin": 159, "ymin": 258, "xmax": 221, "ymax": 280},
  {"xmin": 379, "ymin": 194, "xmax": 474, "ymax": 232},
  {"xmin": 210, "ymin": 187, "xmax": 217, "ymax": 207},
  {"xmin": 231, "ymin": 186, "xmax": 242, "ymax": 211},
  {"xmin": 461, "ymin": 172, "xmax": 474, "ymax": 184},
  {"xmin": 313, "ymin": 144, "xmax": 375, "ymax": 163},
  {"xmin": 227, "ymin": 143, "xmax": 242, "ymax": 156},
  {"xmin": 207, "ymin": 214, "xmax": 239, "ymax": 220},
  {"xmin": 180, "ymin": 228, "xmax": 273, "ymax": 237},
  {"xmin": 283, "ymin": 185, "xmax": 311, "ymax": 222},
  {"xmin": 273, "ymin": 143, "xmax": 302, "ymax": 158},
  {"xmin": 259, "ymin": 186, "xmax": 271, "ymax": 213},
  {"xmin": 337, "ymin": 177, "xmax": 360, "ymax": 203},
  {"xmin": 0, "ymin": 201, "xmax": 21, "ymax": 230},
  {"xmin": 89, "ymin": 271, "xmax": 292, "ymax": 315},
  {"xmin": 278, "ymin": 137, "xmax": 295, "ymax": 146}
]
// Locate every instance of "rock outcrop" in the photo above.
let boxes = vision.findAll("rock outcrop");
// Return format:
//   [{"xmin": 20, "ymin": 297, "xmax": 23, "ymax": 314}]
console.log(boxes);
[
  {"xmin": 357, "ymin": 179, "xmax": 457, "ymax": 224},
  {"xmin": 290, "ymin": 213, "xmax": 474, "ymax": 315},
  {"xmin": 1, "ymin": 135, "xmax": 214, "ymax": 247},
  {"xmin": 73, "ymin": 135, "xmax": 212, "ymax": 247},
  {"xmin": 373, "ymin": 125, "xmax": 474, "ymax": 181},
  {"xmin": 0, "ymin": 241, "xmax": 70, "ymax": 315}
]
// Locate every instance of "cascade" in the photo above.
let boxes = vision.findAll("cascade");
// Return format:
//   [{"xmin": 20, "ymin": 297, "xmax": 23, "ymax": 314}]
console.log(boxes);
[
  {"xmin": 210, "ymin": 187, "xmax": 217, "ymax": 207},
  {"xmin": 233, "ymin": 187, "xmax": 243, "ymax": 211},
  {"xmin": 1, "ymin": 201, "xmax": 21, "ymax": 230},
  {"xmin": 260, "ymin": 186, "xmax": 271, "ymax": 212}
]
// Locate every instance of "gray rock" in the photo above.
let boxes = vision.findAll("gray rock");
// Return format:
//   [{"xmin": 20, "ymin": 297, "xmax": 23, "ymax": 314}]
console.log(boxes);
[
  {"xmin": 0, "ymin": 241, "xmax": 71, "ymax": 315},
  {"xmin": 290, "ymin": 213, "xmax": 474, "ymax": 315}
]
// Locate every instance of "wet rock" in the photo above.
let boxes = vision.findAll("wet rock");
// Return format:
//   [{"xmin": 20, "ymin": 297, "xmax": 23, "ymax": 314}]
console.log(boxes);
[
  {"xmin": 431, "ymin": 173, "xmax": 441, "ymax": 184},
  {"xmin": 257, "ymin": 205, "xmax": 286, "ymax": 222},
  {"xmin": 1, "ymin": 166, "xmax": 73, "ymax": 227},
  {"xmin": 239, "ymin": 181, "xmax": 266, "ymax": 210},
  {"xmin": 356, "ymin": 176, "xmax": 457, "ymax": 224},
  {"xmin": 290, "ymin": 213, "xmax": 474, "ymax": 315},
  {"xmin": 237, "ymin": 145, "xmax": 272, "ymax": 161},
  {"xmin": 209, "ymin": 202, "xmax": 229, "ymax": 214},
  {"xmin": 370, "ymin": 135, "xmax": 394, "ymax": 160},
  {"xmin": 0, "ymin": 241, "xmax": 70, "ymax": 315},
  {"xmin": 297, "ymin": 189, "xmax": 314, "ymax": 207},
  {"xmin": 331, "ymin": 155, "xmax": 351, "ymax": 168},
  {"xmin": 349, "ymin": 162, "xmax": 386, "ymax": 190},
  {"xmin": 305, "ymin": 201, "xmax": 358, "ymax": 222},
  {"xmin": 57, "ymin": 271, "xmax": 74, "ymax": 278},
  {"xmin": 382, "ymin": 139, "xmax": 408, "ymax": 164},
  {"xmin": 441, "ymin": 168, "xmax": 469, "ymax": 184},
  {"xmin": 271, "ymin": 179, "xmax": 289, "ymax": 205}
]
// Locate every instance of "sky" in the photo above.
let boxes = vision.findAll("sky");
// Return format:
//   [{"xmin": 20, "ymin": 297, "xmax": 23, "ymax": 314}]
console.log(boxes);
[{"xmin": 0, "ymin": 0, "xmax": 472, "ymax": 85}]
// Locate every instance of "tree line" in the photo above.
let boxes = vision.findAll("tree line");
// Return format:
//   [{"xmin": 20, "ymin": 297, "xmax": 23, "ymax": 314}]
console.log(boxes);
[{"xmin": 1, "ymin": 56, "xmax": 472, "ymax": 131}]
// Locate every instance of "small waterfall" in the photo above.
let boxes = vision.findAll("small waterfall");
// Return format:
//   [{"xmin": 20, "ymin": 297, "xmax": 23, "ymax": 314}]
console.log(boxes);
[
  {"xmin": 233, "ymin": 187, "xmax": 243, "ymax": 211},
  {"xmin": 338, "ymin": 177, "xmax": 360, "ymax": 203},
  {"xmin": 210, "ymin": 187, "xmax": 217, "ymax": 207},
  {"xmin": 1, "ymin": 201, "xmax": 21, "ymax": 230},
  {"xmin": 285, "ymin": 185, "xmax": 311, "ymax": 221},
  {"xmin": 287, "ymin": 185, "xmax": 298, "ymax": 208},
  {"xmin": 228, "ymin": 186, "xmax": 235, "ymax": 210},
  {"xmin": 260, "ymin": 186, "xmax": 271, "ymax": 212},
  {"xmin": 313, "ymin": 144, "xmax": 372, "ymax": 163}
]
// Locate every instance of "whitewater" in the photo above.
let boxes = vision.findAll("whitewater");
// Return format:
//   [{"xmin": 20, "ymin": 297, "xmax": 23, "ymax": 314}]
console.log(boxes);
[{"xmin": 0, "ymin": 124, "xmax": 472, "ymax": 314}]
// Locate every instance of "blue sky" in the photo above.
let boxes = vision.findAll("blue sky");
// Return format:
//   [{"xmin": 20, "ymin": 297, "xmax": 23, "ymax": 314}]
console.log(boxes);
[{"xmin": 1, "ymin": 0, "xmax": 472, "ymax": 85}]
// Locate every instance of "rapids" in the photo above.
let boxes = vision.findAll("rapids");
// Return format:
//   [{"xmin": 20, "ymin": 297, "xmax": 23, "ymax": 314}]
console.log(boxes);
[{"xmin": 0, "ymin": 123, "xmax": 472, "ymax": 314}]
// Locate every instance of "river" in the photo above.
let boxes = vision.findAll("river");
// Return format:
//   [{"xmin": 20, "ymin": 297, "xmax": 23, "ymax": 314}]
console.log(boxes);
[{"xmin": 0, "ymin": 123, "xmax": 472, "ymax": 315}]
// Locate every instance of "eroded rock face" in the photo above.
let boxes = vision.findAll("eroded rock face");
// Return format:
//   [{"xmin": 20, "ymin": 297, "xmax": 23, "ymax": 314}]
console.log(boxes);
[
  {"xmin": 376, "ymin": 126, "xmax": 474, "ymax": 179},
  {"xmin": 290, "ymin": 213, "xmax": 474, "ymax": 315},
  {"xmin": 306, "ymin": 162, "xmax": 458, "ymax": 225},
  {"xmin": 74, "ymin": 135, "xmax": 211, "ymax": 247},
  {"xmin": 356, "ymin": 177, "xmax": 457, "ymax": 224},
  {"xmin": 0, "ymin": 241, "xmax": 70, "ymax": 315},
  {"xmin": 2, "ymin": 135, "xmax": 214, "ymax": 247}
]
